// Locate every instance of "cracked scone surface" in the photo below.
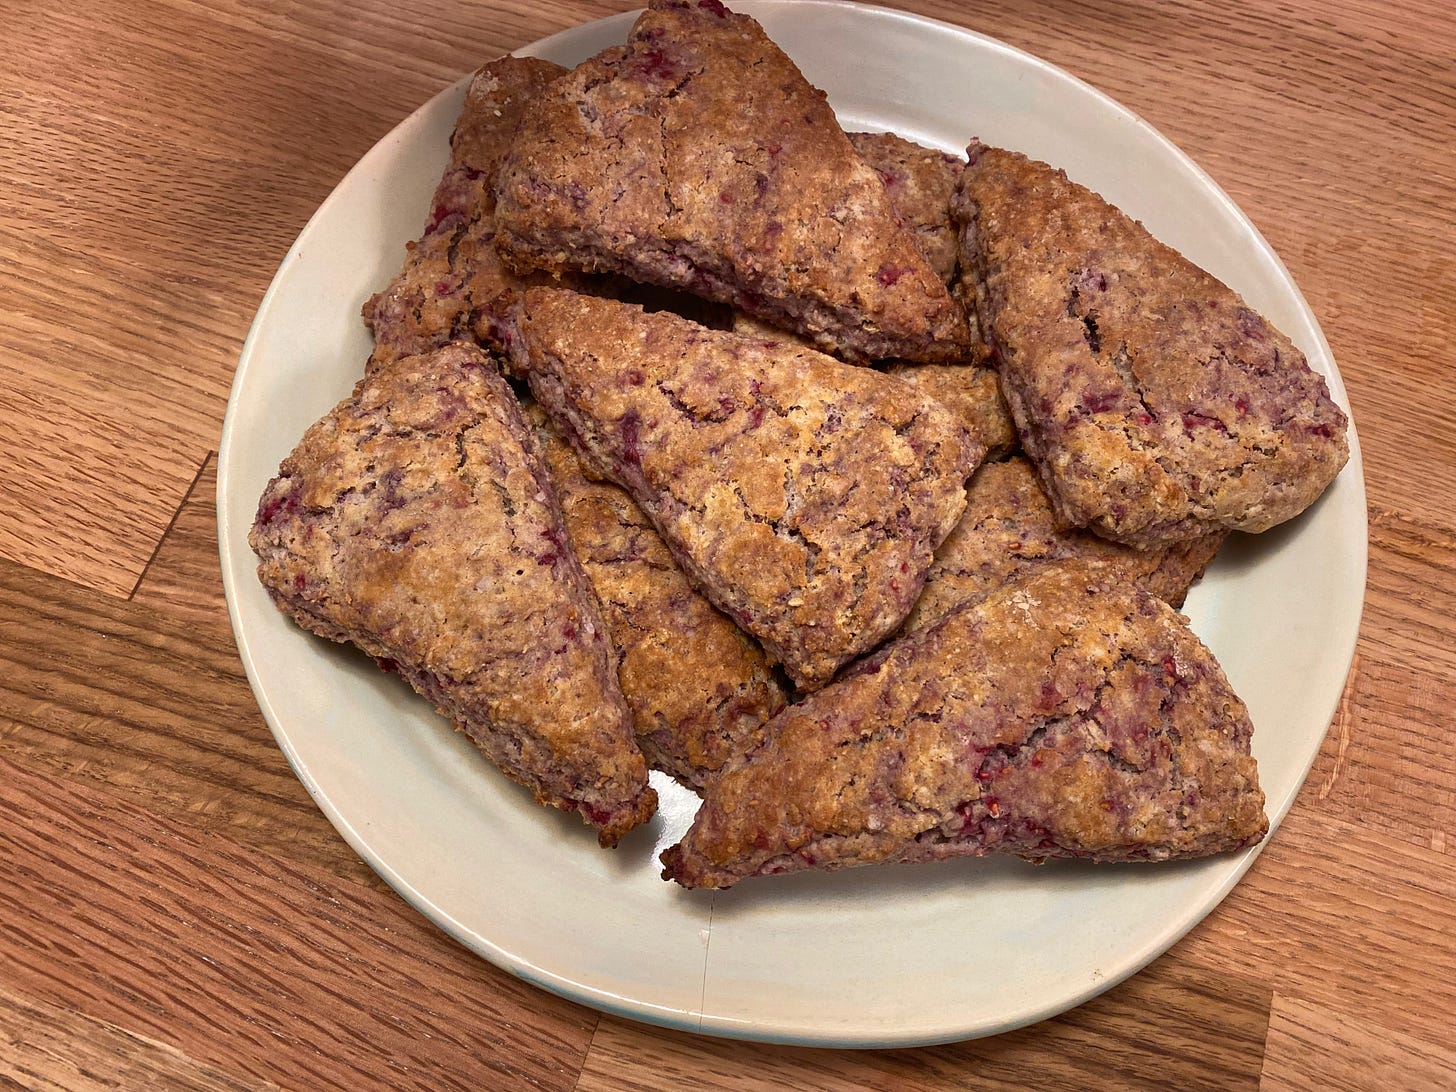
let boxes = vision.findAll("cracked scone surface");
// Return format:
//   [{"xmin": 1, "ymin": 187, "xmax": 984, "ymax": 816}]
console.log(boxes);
[
  {"xmin": 954, "ymin": 141, "xmax": 1349, "ymax": 548},
  {"xmin": 510, "ymin": 287, "xmax": 981, "ymax": 692},
  {"xmin": 847, "ymin": 130, "xmax": 964, "ymax": 288},
  {"xmin": 730, "ymin": 313, "xmax": 1015, "ymax": 462},
  {"xmin": 529, "ymin": 405, "xmax": 789, "ymax": 791},
  {"xmin": 493, "ymin": 0, "xmax": 972, "ymax": 364},
  {"xmin": 662, "ymin": 561, "xmax": 1267, "ymax": 889},
  {"xmin": 904, "ymin": 456, "xmax": 1225, "ymax": 633},
  {"xmin": 727, "ymin": 125, "xmax": 1017, "ymax": 461},
  {"xmin": 249, "ymin": 343, "xmax": 655, "ymax": 846},
  {"xmin": 362, "ymin": 56, "xmax": 567, "ymax": 371},
  {"xmin": 883, "ymin": 361, "xmax": 1017, "ymax": 461}
]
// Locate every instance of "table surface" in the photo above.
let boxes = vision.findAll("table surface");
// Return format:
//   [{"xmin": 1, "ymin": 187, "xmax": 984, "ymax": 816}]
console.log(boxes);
[{"xmin": 3, "ymin": 0, "xmax": 1453, "ymax": 1087}]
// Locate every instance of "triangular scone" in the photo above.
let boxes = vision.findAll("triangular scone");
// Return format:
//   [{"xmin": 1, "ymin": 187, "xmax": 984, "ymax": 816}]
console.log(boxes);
[
  {"xmin": 363, "ymin": 56, "xmax": 567, "ymax": 371},
  {"xmin": 847, "ymin": 130, "xmax": 965, "ymax": 288},
  {"xmin": 662, "ymin": 562, "xmax": 1267, "ymax": 889},
  {"xmin": 527, "ymin": 404, "xmax": 789, "ymax": 791},
  {"xmin": 902, "ymin": 456, "xmax": 1225, "ymax": 634},
  {"xmin": 493, "ymin": 0, "xmax": 973, "ymax": 364},
  {"xmin": 729, "ymin": 124, "xmax": 1018, "ymax": 459},
  {"xmin": 731, "ymin": 308, "xmax": 1016, "ymax": 461},
  {"xmin": 954, "ymin": 141, "xmax": 1349, "ymax": 549},
  {"xmin": 509, "ymin": 288, "xmax": 981, "ymax": 692},
  {"xmin": 249, "ymin": 343, "xmax": 655, "ymax": 846},
  {"xmin": 883, "ymin": 361, "xmax": 1017, "ymax": 460}
]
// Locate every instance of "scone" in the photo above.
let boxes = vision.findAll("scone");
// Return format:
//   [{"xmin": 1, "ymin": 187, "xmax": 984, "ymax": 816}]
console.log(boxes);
[
  {"xmin": 954, "ymin": 140, "xmax": 1349, "ymax": 548},
  {"xmin": 249, "ymin": 343, "xmax": 656, "ymax": 846},
  {"xmin": 903, "ymin": 456, "xmax": 1224, "ymax": 633},
  {"xmin": 731, "ymin": 310, "xmax": 1016, "ymax": 461},
  {"xmin": 509, "ymin": 287, "xmax": 981, "ymax": 691},
  {"xmin": 882, "ymin": 360, "xmax": 1018, "ymax": 461},
  {"xmin": 493, "ymin": 0, "xmax": 973, "ymax": 364},
  {"xmin": 847, "ymin": 129, "xmax": 964, "ymax": 287},
  {"xmin": 662, "ymin": 562, "xmax": 1268, "ymax": 889},
  {"xmin": 730, "ymin": 129, "xmax": 1018, "ymax": 458},
  {"xmin": 362, "ymin": 56, "xmax": 567, "ymax": 371},
  {"xmin": 529, "ymin": 404, "xmax": 789, "ymax": 791}
]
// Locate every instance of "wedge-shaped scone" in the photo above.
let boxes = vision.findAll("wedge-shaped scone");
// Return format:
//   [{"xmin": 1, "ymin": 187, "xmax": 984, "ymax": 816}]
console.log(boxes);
[
  {"xmin": 847, "ymin": 130, "xmax": 964, "ymax": 287},
  {"xmin": 903, "ymin": 456, "xmax": 1224, "ymax": 633},
  {"xmin": 528, "ymin": 404, "xmax": 789, "ymax": 791},
  {"xmin": 955, "ymin": 140, "xmax": 1349, "ymax": 549},
  {"xmin": 731, "ymin": 309, "xmax": 1015, "ymax": 460},
  {"xmin": 493, "ymin": 0, "xmax": 973, "ymax": 364},
  {"xmin": 883, "ymin": 361, "xmax": 1017, "ymax": 461},
  {"xmin": 249, "ymin": 343, "xmax": 655, "ymax": 846},
  {"xmin": 363, "ymin": 56, "xmax": 567, "ymax": 371},
  {"xmin": 662, "ymin": 561, "xmax": 1267, "ymax": 888},
  {"xmin": 727, "ymin": 125, "xmax": 1017, "ymax": 459},
  {"xmin": 510, "ymin": 288, "xmax": 981, "ymax": 692}
]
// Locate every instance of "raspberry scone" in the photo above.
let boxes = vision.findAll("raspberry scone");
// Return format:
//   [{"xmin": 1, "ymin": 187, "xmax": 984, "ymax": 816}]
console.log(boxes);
[
  {"xmin": 902, "ymin": 456, "xmax": 1224, "ymax": 634},
  {"xmin": 954, "ymin": 140, "xmax": 1349, "ymax": 549},
  {"xmin": 362, "ymin": 56, "xmax": 566, "ymax": 371},
  {"xmin": 249, "ymin": 343, "xmax": 655, "ymax": 846},
  {"xmin": 529, "ymin": 405, "xmax": 789, "ymax": 791},
  {"xmin": 728, "ymin": 126, "xmax": 1018, "ymax": 459},
  {"xmin": 883, "ymin": 361, "xmax": 1018, "ymax": 461},
  {"xmin": 509, "ymin": 288, "xmax": 981, "ymax": 692},
  {"xmin": 847, "ymin": 130, "xmax": 964, "ymax": 288},
  {"xmin": 732, "ymin": 310, "xmax": 1015, "ymax": 460},
  {"xmin": 493, "ymin": 0, "xmax": 973, "ymax": 364},
  {"xmin": 662, "ymin": 562, "xmax": 1268, "ymax": 889}
]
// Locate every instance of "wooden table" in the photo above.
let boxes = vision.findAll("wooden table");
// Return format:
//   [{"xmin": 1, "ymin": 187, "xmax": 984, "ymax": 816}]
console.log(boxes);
[{"xmin": 3, "ymin": 0, "xmax": 1453, "ymax": 1087}]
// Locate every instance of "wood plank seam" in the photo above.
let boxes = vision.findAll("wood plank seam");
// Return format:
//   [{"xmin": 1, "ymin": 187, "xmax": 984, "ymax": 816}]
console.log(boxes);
[
  {"xmin": 1315, "ymin": 656, "xmax": 1358, "ymax": 802},
  {"xmin": 128, "ymin": 452, "xmax": 215, "ymax": 602}
]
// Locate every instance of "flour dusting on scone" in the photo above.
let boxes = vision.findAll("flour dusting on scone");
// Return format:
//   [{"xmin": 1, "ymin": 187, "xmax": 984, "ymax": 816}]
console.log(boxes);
[
  {"xmin": 954, "ymin": 140, "xmax": 1349, "ymax": 549},
  {"xmin": 662, "ymin": 561, "xmax": 1268, "ymax": 889},
  {"xmin": 509, "ymin": 287, "xmax": 982, "ymax": 691},
  {"xmin": 249, "ymin": 343, "xmax": 655, "ymax": 846},
  {"xmin": 493, "ymin": 0, "xmax": 974, "ymax": 364}
]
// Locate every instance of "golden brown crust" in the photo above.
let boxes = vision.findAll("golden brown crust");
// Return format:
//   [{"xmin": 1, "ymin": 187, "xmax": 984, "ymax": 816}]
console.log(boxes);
[
  {"xmin": 729, "ymin": 319, "xmax": 1016, "ymax": 460},
  {"xmin": 528, "ymin": 404, "xmax": 789, "ymax": 791},
  {"xmin": 249, "ymin": 343, "xmax": 655, "ymax": 846},
  {"xmin": 493, "ymin": 0, "xmax": 973, "ymax": 364},
  {"xmin": 662, "ymin": 561, "xmax": 1267, "ymax": 889},
  {"xmin": 882, "ymin": 361, "xmax": 1017, "ymax": 461},
  {"xmin": 904, "ymin": 456, "xmax": 1225, "ymax": 633},
  {"xmin": 362, "ymin": 56, "xmax": 568, "ymax": 371},
  {"xmin": 955, "ymin": 141, "xmax": 1349, "ymax": 548},
  {"xmin": 509, "ymin": 287, "xmax": 981, "ymax": 691},
  {"xmin": 847, "ymin": 130, "xmax": 963, "ymax": 286}
]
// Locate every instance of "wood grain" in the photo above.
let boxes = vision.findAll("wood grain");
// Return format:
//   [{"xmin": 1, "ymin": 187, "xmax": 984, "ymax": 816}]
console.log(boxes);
[
  {"xmin": 2, "ymin": 0, "xmax": 1454, "ymax": 1086},
  {"xmin": 1304, "ymin": 506, "xmax": 1456, "ymax": 854},
  {"xmin": 1261, "ymin": 994, "xmax": 1456, "ymax": 1092},
  {"xmin": 131, "ymin": 454, "xmax": 223, "ymax": 630},
  {"xmin": 1178, "ymin": 806, "xmax": 1456, "ymax": 1049},
  {"xmin": 0, "ymin": 756, "xmax": 597, "ymax": 1091},
  {"xmin": 0, "ymin": 541, "xmax": 376, "ymax": 888},
  {"xmin": 578, "ymin": 960, "xmax": 1271, "ymax": 1091},
  {"xmin": 0, "ymin": 0, "xmax": 631, "ymax": 596},
  {"xmin": 0, "ymin": 982, "xmax": 275, "ymax": 1092}
]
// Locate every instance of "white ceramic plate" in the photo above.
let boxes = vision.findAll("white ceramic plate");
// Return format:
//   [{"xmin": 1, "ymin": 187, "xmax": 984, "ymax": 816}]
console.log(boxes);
[{"xmin": 218, "ymin": 1, "xmax": 1366, "ymax": 1047}]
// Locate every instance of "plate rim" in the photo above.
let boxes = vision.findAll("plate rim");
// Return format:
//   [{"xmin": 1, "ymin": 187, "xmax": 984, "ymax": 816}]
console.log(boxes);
[{"xmin": 217, "ymin": 0, "xmax": 1368, "ymax": 1049}]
